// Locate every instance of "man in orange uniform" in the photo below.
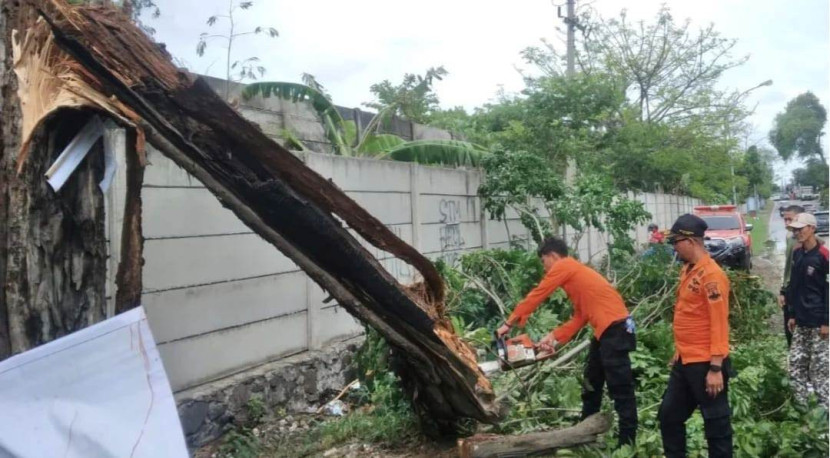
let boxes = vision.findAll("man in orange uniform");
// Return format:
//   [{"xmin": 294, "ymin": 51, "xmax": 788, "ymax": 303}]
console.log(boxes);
[
  {"xmin": 659, "ymin": 214, "xmax": 732, "ymax": 457},
  {"xmin": 497, "ymin": 237, "xmax": 637, "ymax": 447}
]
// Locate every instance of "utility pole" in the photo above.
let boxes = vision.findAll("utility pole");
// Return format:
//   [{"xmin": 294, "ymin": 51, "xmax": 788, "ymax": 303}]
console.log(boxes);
[
  {"xmin": 566, "ymin": 0, "xmax": 575, "ymax": 76},
  {"xmin": 558, "ymin": 0, "xmax": 578, "ymax": 183}
]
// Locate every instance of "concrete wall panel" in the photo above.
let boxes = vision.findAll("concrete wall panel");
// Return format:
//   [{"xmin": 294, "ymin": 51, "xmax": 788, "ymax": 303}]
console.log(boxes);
[
  {"xmin": 417, "ymin": 167, "xmax": 478, "ymax": 196},
  {"xmin": 143, "ymin": 234, "xmax": 298, "ymax": 292},
  {"xmin": 158, "ymin": 311, "xmax": 307, "ymax": 391},
  {"xmin": 142, "ymin": 187, "xmax": 251, "ymax": 239},
  {"xmin": 144, "ymin": 271, "xmax": 307, "ymax": 343},
  {"xmin": 315, "ymin": 306, "xmax": 363, "ymax": 348},
  {"xmin": 347, "ymin": 191, "xmax": 412, "ymax": 226},
  {"xmin": 304, "ymin": 154, "xmax": 412, "ymax": 192}
]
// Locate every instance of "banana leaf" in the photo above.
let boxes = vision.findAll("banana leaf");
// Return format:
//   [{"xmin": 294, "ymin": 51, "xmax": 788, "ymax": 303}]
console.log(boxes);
[
  {"xmin": 243, "ymin": 82, "xmax": 353, "ymax": 155},
  {"xmin": 383, "ymin": 140, "xmax": 489, "ymax": 167},
  {"xmin": 358, "ymin": 134, "xmax": 405, "ymax": 155}
]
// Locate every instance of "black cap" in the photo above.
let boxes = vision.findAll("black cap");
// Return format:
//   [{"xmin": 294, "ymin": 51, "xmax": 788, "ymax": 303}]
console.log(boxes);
[{"xmin": 667, "ymin": 214, "xmax": 707, "ymax": 240}]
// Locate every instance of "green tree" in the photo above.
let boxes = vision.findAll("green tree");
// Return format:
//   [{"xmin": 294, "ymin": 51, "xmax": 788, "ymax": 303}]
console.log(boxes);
[
  {"xmin": 365, "ymin": 67, "xmax": 448, "ymax": 124},
  {"xmin": 196, "ymin": 0, "xmax": 279, "ymax": 101},
  {"xmin": 523, "ymin": 6, "xmax": 764, "ymax": 132},
  {"xmin": 792, "ymin": 158, "xmax": 829, "ymax": 191},
  {"xmin": 769, "ymin": 92, "xmax": 827, "ymax": 162},
  {"xmin": 736, "ymin": 146, "xmax": 775, "ymax": 198},
  {"xmin": 479, "ymin": 149, "xmax": 650, "ymax": 263}
]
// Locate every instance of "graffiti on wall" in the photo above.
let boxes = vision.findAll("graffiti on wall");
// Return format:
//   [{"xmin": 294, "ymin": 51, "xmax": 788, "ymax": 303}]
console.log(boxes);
[{"xmin": 438, "ymin": 199, "xmax": 465, "ymax": 265}]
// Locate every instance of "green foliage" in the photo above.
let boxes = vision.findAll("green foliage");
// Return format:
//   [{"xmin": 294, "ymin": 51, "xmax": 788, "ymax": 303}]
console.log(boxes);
[
  {"xmin": 284, "ymin": 328, "xmax": 417, "ymax": 454},
  {"xmin": 319, "ymin": 246, "xmax": 826, "ymax": 456},
  {"xmin": 770, "ymin": 92, "xmax": 827, "ymax": 162},
  {"xmin": 736, "ymin": 146, "xmax": 776, "ymax": 199},
  {"xmin": 478, "ymin": 149, "xmax": 564, "ymax": 239},
  {"xmin": 383, "ymin": 139, "xmax": 489, "ymax": 167},
  {"xmin": 479, "ymin": 158, "xmax": 649, "ymax": 257},
  {"xmin": 243, "ymin": 76, "xmax": 356, "ymax": 156},
  {"xmin": 218, "ymin": 428, "xmax": 261, "ymax": 458},
  {"xmin": 442, "ymin": 249, "xmax": 826, "ymax": 455},
  {"xmin": 578, "ymin": 6, "xmax": 752, "ymax": 126},
  {"xmin": 245, "ymin": 395, "xmax": 266, "ymax": 425},
  {"xmin": 792, "ymin": 157, "xmax": 829, "ymax": 191},
  {"xmin": 244, "ymin": 75, "xmax": 489, "ymax": 166},
  {"xmin": 726, "ymin": 270, "xmax": 777, "ymax": 340},
  {"xmin": 430, "ymin": 5, "xmax": 770, "ymax": 202},
  {"xmin": 365, "ymin": 67, "xmax": 448, "ymax": 123}
]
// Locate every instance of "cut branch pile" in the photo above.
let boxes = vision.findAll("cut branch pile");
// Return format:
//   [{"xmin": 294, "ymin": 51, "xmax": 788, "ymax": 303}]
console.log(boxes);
[{"xmin": 14, "ymin": 0, "xmax": 497, "ymax": 424}]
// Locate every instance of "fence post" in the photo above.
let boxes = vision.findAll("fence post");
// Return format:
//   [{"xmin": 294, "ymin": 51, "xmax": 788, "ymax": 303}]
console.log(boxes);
[
  {"xmin": 479, "ymin": 172, "xmax": 489, "ymax": 250},
  {"xmin": 306, "ymin": 277, "xmax": 320, "ymax": 350},
  {"xmin": 410, "ymin": 163, "xmax": 422, "ymax": 252}
]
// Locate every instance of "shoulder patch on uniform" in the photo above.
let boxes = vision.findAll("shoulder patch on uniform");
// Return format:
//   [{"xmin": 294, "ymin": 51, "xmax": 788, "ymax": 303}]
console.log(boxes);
[{"xmin": 705, "ymin": 282, "xmax": 722, "ymax": 301}]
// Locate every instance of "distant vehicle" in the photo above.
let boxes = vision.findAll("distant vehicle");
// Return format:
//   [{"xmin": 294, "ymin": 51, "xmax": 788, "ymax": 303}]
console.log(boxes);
[
  {"xmin": 796, "ymin": 186, "xmax": 814, "ymax": 200},
  {"xmin": 803, "ymin": 202, "xmax": 817, "ymax": 213},
  {"xmin": 771, "ymin": 194, "xmax": 786, "ymax": 201},
  {"xmin": 815, "ymin": 211, "xmax": 829, "ymax": 236},
  {"xmin": 693, "ymin": 205, "xmax": 752, "ymax": 270}
]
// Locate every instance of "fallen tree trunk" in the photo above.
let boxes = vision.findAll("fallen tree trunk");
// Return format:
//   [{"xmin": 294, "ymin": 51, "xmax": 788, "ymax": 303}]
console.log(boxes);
[
  {"xmin": 457, "ymin": 413, "xmax": 612, "ymax": 457},
  {"xmin": 15, "ymin": 0, "xmax": 497, "ymax": 425}
]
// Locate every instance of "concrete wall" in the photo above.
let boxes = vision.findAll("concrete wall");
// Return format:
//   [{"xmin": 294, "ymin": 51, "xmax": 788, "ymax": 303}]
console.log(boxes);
[
  {"xmin": 126, "ymin": 148, "xmax": 525, "ymax": 393},
  {"xmin": 201, "ymin": 76, "xmax": 463, "ymax": 154},
  {"xmin": 118, "ymin": 144, "xmax": 697, "ymax": 393},
  {"xmin": 102, "ymin": 78, "xmax": 700, "ymax": 394}
]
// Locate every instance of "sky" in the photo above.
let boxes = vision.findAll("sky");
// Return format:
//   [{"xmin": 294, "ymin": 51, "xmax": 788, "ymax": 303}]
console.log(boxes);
[{"xmin": 146, "ymin": 0, "xmax": 829, "ymax": 184}]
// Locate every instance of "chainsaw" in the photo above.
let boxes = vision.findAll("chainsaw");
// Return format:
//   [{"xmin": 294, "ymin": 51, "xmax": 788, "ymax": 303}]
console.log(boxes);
[{"xmin": 477, "ymin": 331, "xmax": 557, "ymax": 374}]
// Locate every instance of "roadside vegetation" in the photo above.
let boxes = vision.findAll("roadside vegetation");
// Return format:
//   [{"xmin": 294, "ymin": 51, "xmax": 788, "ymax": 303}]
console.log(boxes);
[
  {"xmin": 197, "ymin": 4, "xmax": 828, "ymax": 457},
  {"xmin": 747, "ymin": 200, "xmax": 774, "ymax": 256},
  {"xmin": 226, "ymin": 245, "xmax": 827, "ymax": 457}
]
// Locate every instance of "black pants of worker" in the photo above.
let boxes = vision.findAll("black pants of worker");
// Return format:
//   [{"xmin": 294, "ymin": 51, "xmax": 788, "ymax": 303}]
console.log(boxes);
[
  {"xmin": 581, "ymin": 320, "xmax": 637, "ymax": 447},
  {"xmin": 658, "ymin": 359, "xmax": 733, "ymax": 458}
]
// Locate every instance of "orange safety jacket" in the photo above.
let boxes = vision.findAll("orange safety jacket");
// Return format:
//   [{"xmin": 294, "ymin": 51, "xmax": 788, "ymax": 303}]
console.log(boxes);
[
  {"xmin": 674, "ymin": 254, "xmax": 731, "ymax": 363},
  {"xmin": 507, "ymin": 257, "xmax": 629, "ymax": 344}
]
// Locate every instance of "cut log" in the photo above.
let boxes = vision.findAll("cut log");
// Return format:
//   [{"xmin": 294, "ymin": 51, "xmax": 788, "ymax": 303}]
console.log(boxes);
[
  {"xmin": 457, "ymin": 413, "xmax": 612, "ymax": 457},
  {"xmin": 15, "ymin": 0, "xmax": 498, "ymax": 425}
]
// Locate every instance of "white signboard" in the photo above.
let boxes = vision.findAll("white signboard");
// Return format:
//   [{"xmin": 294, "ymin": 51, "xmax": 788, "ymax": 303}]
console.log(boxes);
[{"xmin": 0, "ymin": 307, "xmax": 188, "ymax": 458}]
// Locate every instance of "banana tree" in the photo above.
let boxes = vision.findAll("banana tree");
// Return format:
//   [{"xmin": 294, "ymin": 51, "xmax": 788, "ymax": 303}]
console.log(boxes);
[{"xmin": 242, "ymin": 76, "xmax": 488, "ymax": 167}]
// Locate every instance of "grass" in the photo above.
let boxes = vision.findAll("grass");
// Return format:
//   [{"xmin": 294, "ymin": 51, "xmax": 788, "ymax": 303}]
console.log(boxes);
[
  {"xmin": 746, "ymin": 199, "xmax": 773, "ymax": 255},
  {"xmin": 261, "ymin": 408, "xmax": 419, "ymax": 457}
]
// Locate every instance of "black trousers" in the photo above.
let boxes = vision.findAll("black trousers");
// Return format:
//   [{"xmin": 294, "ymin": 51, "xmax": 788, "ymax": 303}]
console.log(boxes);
[
  {"xmin": 658, "ymin": 359, "xmax": 733, "ymax": 458},
  {"xmin": 581, "ymin": 320, "xmax": 637, "ymax": 446}
]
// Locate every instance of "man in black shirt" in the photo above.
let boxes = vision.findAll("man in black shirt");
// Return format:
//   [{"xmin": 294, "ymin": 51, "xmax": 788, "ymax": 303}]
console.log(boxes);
[{"xmin": 786, "ymin": 212, "xmax": 829, "ymax": 408}]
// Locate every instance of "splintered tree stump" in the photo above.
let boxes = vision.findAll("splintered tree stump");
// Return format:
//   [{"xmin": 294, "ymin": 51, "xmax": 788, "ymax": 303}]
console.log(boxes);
[
  {"xmin": 13, "ymin": 0, "xmax": 498, "ymax": 425},
  {"xmin": 457, "ymin": 413, "xmax": 612, "ymax": 457}
]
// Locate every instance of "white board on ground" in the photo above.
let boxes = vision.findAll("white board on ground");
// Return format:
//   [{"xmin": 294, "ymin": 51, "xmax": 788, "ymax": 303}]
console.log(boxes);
[{"xmin": 0, "ymin": 307, "xmax": 187, "ymax": 458}]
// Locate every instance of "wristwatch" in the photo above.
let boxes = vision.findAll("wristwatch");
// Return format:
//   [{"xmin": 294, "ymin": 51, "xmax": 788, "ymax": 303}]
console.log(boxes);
[{"xmin": 709, "ymin": 364, "xmax": 722, "ymax": 373}]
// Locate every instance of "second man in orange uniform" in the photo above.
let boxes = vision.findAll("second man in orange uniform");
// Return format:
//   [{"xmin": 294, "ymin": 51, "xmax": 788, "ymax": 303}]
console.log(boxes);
[
  {"xmin": 497, "ymin": 237, "xmax": 637, "ymax": 447},
  {"xmin": 659, "ymin": 214, "xmax": 733, "ymax": 457}
]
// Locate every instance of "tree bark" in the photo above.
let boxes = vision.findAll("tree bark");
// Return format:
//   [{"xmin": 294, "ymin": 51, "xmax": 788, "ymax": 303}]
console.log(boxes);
[
  {"xmin": 18, "ymin": 0, "xmax": 498, "ymax": 425},
  {"xmin": 0, "ymin": 1, "xmax": 108, "ymax": 358},
  {"xmin": 114, "ymin": 129, "xmax": 144, "ymax": 314},
  {"xmin": 456, "ymin": 413, "xmax": 612, "ymax": 457}
]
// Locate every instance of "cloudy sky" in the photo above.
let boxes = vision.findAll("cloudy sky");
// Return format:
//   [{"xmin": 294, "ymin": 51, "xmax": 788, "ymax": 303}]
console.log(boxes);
[{"xmin": 147, "ymin": 0, "xmax": 829, "ymax": 183}]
